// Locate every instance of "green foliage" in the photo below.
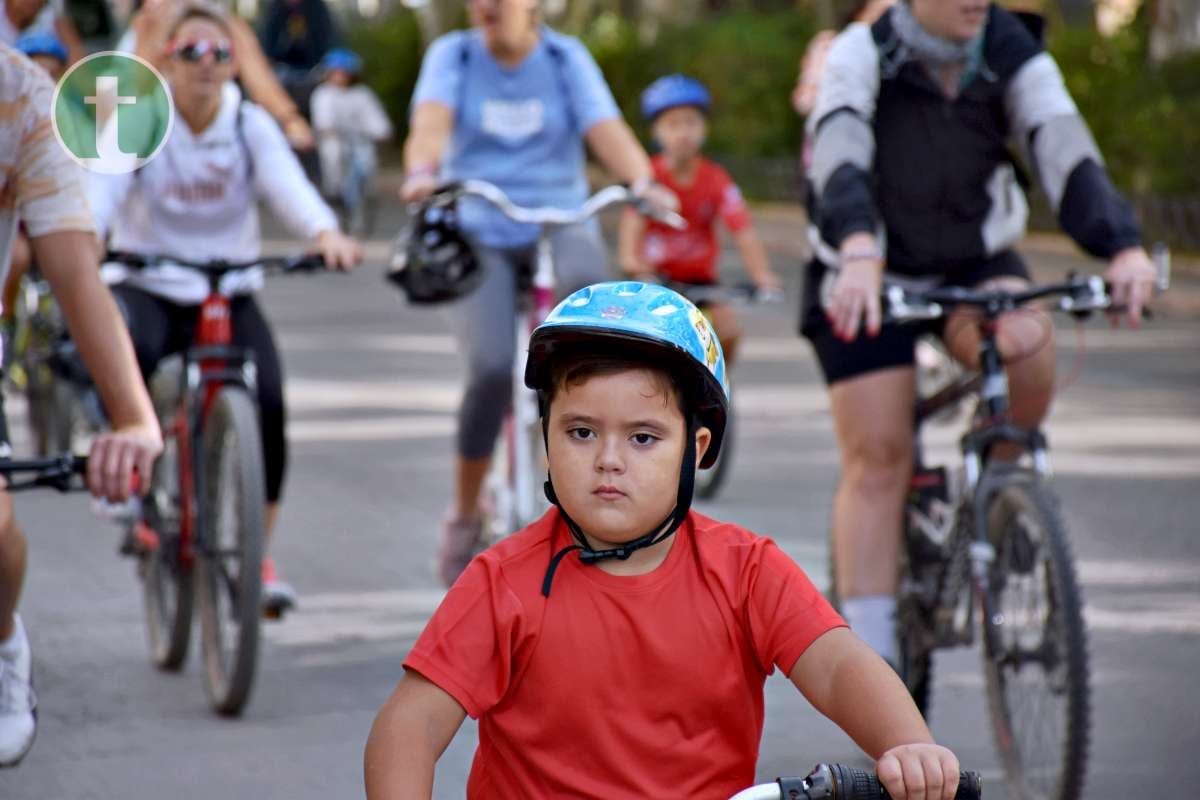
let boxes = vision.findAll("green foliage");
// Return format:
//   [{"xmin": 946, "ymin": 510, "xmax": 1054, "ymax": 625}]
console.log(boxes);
[
  {"xmin": 345, "ymin": 9, "xmax": 1200, "ymax": 198},
  {"xmin": 346, "ymin": 8, "xmax": 424, "ymax": 143},
  {"xmin": 1049, "ymin": 24, "xmax": 1200, "ymax": 197},
  {"xmin": 583, "ymin": 11, "xmax": 816, "ymax": 158}
]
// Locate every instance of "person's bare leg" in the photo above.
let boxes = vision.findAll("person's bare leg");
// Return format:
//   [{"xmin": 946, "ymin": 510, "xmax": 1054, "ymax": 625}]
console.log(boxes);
[
  {"xmin": 944, "ymin": 277, "xmax": 1056, "ymax": 459},
  {"xmin": 707, "ymin": 302, "xmax": 743, "ymax": 371},
  {"xmin": 455, "ymin": 455, "xmax": 491, "ymax": 520},
  {"xmin": 0, "ymin": 495, "xmax": 25, "ymax": 642},
  {"xmin": 265, "ymin": 503, "xmax": 280, "ymax": 538},
  {"xmin": 830, "ymin": 366, "xmax": 917, "ymax": 597}
]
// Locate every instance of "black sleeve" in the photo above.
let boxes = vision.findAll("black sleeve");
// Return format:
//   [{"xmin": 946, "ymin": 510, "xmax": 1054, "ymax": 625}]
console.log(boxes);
[
  {"xmin": 1057, "ymin": 159, "xmax": 1142, "ymax": 259},
  {"xmin": 817, "ymin": 162, "xmax": 879, "ymax": 248}
]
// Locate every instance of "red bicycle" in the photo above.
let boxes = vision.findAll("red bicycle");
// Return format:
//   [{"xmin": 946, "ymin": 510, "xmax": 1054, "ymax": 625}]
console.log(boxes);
[{"xmin": 106, "ymin": 251, "xmax": 323, "ymax": 716}]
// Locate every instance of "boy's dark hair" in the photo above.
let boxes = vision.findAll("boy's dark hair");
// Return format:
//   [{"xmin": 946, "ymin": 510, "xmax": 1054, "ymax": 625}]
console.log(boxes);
[
  {"xmin": 542, "ymin": 345, "xmax": 693, "ymax": 422},
  {"xmin": 168, "ymin": 4, "xmax": 233, "ymax": 40}
]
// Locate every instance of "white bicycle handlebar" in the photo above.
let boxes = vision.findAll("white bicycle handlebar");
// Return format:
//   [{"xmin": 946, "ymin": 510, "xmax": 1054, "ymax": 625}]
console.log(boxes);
[{"xmin": 453, "ymin": 179, "xmax": 687, "ymax": 230}]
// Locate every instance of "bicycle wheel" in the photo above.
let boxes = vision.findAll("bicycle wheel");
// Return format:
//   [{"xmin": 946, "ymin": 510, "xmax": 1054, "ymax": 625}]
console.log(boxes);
[
  {"xmin": 695, "ymin": 406, "xmax": 734, "ymax": 500},
  {"xmin": 140, "ymin": 421, "xmax": 194, "ymax": 670},
  {"xmin": 981, "ymin": 476, "xmax": 1090, "ymax": 800},
  {"xmin": 196, "ymin": 387, "xmax": 265, "ymax": 716}
]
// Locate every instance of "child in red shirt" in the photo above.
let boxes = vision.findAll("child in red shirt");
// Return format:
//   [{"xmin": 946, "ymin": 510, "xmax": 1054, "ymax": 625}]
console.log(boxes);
[
  {"xmin": 364, "ymin": 282, "xmax": 961, "ymax": 800},
  {"xmin": 618, "ymin": 75, "xmax": 781, "ymax": 370}
]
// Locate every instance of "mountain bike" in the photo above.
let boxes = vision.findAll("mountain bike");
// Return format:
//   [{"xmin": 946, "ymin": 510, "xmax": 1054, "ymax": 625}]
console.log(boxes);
[
  {"xmin": 731, "ymin": 762, "xmax": 982, "ymax": 799},
  {"xmin": 842, "ymin": 263, "xmax": 1169, "ymax": 800},
  {"xmin": 666, "ymin": 281, "xmax": 783, "ymax": 500},
  {"xmin": 105, "ymin": 251, "xmax": 324, "ymax": 716},
  {"xmin": 432, "ymin": 180, "xmax": 684, "ymax": 545},
  {"xmin": 5, "ymin": 263, "xmax": 104, "ymax": 456}
]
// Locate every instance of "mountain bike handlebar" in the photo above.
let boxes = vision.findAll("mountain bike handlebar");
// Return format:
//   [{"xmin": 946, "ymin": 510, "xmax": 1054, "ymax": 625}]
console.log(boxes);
[
  {"xmin": 445, "ymin": 179, "xmax": 688, "ymax": 231},
  {"xmin": 105, "ymin": 251, "xmax": 328, "ymax": 276},
  {"xmin": 730, "ymin": 763, "xmax": 982, "ymax": 800},
  {"xmin": 0, "ymin": 454, "xmax": 87, "ymax": 492},
  {"xmin": 884, "ymin": 263, "xmax": 1169, "ymax": 325}
]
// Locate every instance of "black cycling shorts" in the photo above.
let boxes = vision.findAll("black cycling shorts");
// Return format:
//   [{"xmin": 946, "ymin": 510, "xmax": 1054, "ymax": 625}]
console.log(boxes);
[{"xmin": 799, "ymin": 250, "xmax": 1031, "ymax": 385}]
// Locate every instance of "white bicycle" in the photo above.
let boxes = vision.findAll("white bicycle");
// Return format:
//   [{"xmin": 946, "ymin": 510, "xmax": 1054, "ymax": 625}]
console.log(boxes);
[{"xmin": 439, "ymin": 180, "xmax": 684, "ymax": 545}]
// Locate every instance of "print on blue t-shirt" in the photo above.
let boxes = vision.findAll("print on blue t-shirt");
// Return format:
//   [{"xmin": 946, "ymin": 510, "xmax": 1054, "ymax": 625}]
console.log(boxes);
[{"xmin": 411, "ymin": 28, "xmax": 620, "ymax": 248}]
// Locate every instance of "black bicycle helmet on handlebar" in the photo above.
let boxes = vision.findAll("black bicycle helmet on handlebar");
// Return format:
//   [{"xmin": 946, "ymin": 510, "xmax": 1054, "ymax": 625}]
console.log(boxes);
[{"xmin": 386, "ymin": 187, "xmax": 483, "ymax": 305}]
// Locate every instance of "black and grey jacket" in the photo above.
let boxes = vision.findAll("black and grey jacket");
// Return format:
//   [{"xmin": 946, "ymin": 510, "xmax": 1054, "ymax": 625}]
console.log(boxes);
[{"xmin": 807, "ymin": 4, "xmax": 1141, "ymax": 275}]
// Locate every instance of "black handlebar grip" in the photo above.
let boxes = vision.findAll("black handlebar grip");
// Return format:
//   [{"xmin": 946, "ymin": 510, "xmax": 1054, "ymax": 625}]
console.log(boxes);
[{"xmin": 828, "ymin": 764, "xmax": 982, "ymax": 800}]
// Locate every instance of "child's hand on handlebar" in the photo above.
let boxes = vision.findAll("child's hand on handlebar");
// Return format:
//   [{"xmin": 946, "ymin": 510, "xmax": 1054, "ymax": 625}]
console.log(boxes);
[
  {"xmin": 315, "ymin": 230, "xmax": 362, "ymax": 272},
  {"xmin": 876, "ymin": 742, "xmax": 960, "ymax": 800},
  {"xmin": 87, "ymin": 423, "xmax": 163, "ymax": 503}
]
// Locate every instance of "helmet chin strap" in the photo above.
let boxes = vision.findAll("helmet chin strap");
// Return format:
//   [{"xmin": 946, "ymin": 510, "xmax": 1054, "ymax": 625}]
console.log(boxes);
[{"xmin": 540, "ymin": 417, "xmax": 698, "ymax": 598}]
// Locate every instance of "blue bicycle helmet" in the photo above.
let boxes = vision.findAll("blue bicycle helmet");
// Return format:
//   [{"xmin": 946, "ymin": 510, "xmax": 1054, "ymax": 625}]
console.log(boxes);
[
  {"xmin": 640, "ymin": 74, "xmax": 711, "ymax": 121},
  {"xmin": 321, "ymin": 48, "xmax": 363, "ymax": 75},
  {"xmin": 16, "ymin": 33, "xmax": 68, "ymax": 65},
  {"xmin": 526, "ymin": 282, "xmax": 731, "ymax": 595}
]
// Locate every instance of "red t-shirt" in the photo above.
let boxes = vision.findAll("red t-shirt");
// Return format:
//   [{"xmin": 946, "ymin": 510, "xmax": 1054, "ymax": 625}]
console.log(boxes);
[
  {"xmin": 634, "ymin": 155, "xmax": 752, "ymax": 285},
  {"xmin": 403, "ymin": 509, "xmax": 845, "ymax": 799}
]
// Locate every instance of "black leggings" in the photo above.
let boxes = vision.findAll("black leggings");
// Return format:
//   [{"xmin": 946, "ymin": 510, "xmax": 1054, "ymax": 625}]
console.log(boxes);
[{"xmin": 111, "ymin": 286, "xmax": 287, "ymax": 503}]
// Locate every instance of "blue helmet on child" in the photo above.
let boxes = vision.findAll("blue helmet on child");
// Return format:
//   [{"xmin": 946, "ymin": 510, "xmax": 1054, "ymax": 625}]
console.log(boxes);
[
  {"xmin": 640, "ymin": 75, "xmax": 711, "ymax": 122},
  {"xmin": 321, "ymin": 48, "xmax": 363, "ymax": 74},
  {"xmin": 526, "ymin": 281, "xmax": 730, "ymax": 469},
  {"xmin": 16, "ymin": 33, "xmax": 68, "ymax": 64}
]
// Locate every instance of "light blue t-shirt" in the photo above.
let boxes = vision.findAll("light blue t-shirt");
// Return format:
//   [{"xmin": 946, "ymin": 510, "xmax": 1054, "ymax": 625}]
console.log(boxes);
[{"xmin": 411, "ymin": 28, "xmax": 620, "ymax": 248}]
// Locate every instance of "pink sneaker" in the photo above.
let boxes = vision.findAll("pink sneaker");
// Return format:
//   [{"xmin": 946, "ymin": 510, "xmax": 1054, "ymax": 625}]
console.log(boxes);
[{"xmin": 436, "ymin": 515, "xmax": 486, "ymax": 587}]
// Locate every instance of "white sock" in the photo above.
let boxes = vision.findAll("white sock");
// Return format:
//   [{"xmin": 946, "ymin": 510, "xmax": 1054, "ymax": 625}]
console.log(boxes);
[
  {"xmin": 0, "ymin": 613, "xmax": 25, "ymax": 656},
  {"xmin": 841, "ymin": 596, "xmax": 898, "ymax": 665}
]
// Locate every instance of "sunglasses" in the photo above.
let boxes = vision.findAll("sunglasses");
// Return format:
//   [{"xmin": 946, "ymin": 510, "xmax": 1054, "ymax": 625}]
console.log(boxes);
[{"xmin": 170, "ymin": 39, "xmax": 234, "ymax": 64}]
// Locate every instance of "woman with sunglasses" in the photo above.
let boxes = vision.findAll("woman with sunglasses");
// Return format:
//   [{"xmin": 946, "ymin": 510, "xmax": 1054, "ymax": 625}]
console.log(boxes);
[
  {"xmin": 402, "ymin": 0, "xmax": 679, "ymax": 587},
  {"xmin": 87, "ymin": 5, "xmax": 362, "ymax": 617},
  {"xmin": 121, "ymin": 0, "xmax": 317, "ymax": 152}
]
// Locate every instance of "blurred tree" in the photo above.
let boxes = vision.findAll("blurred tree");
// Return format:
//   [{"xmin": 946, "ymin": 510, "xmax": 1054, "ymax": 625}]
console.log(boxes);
[{"xmin": 1149, "ymin": 0, "xmax": 1200, "ymax": 59}]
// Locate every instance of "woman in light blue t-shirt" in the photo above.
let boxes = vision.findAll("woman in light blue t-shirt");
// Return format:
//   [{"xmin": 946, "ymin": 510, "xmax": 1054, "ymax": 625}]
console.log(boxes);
[{"xmin": 402, "ymin": 0, "xmax": 677, "ymax": 587}]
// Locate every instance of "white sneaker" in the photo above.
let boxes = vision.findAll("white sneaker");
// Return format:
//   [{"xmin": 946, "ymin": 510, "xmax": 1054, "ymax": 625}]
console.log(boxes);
[{"xmin": 0, "ymin": 614, "xmax": 37, "ymax": 768}]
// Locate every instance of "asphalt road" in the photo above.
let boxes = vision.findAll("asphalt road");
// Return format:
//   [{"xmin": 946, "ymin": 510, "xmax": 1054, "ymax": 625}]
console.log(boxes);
[{"xmin": 3, "ymin": 203, "xmax": 1198, "ymax": 799}]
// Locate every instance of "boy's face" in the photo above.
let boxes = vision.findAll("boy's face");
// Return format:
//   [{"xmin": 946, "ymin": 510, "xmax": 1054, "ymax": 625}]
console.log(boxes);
[
  {"xmin": 327, "ymin": 68, "xmax": 352, "ymax": 87},
  {"xmin": 547, "ymin": 368, "xmax": 711, "ymax": 548},
  {"xmin": 652, "ymin": 106, "xmax": 707, "ymax": 162}
]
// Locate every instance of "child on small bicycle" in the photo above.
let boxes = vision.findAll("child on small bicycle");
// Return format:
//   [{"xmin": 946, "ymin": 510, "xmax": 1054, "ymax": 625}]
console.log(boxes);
[
  {"xmin": 310, "ymin": 48, "xmax": 392, "ymax": 233},
  {"xmin": 618, "ymin": 75, "xmax": 780, "ymax": 370},
  {"xmin": 364, "ymin": 282, "xmax": 961, "ymax": 800}
]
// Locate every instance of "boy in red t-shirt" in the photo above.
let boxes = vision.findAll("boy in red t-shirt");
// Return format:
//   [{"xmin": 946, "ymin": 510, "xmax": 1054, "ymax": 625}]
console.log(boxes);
[
  {"xmin": 364, "ymin": 282, "xmax": 962, "ymax": 800},
  {"xmin": 618, "ymin": 75, "xmax": 781, "ymax": 370}
]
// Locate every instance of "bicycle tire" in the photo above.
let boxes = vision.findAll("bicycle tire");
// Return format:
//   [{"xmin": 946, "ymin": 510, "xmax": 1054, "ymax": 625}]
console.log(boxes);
[
  {"xmin": 140, "ymin": 424, "xmax": 194, "ymax": 670},
  {"xmin": 981, "ymin": 475, "xmax": 1090, "ymax": 800},
  {"xmin": 695, "ymin": 407, "xmax": 734, "ymax": 500},
  {"xmin": 196, "ymin": 387, "xmax": 264, "ymax": 716}
]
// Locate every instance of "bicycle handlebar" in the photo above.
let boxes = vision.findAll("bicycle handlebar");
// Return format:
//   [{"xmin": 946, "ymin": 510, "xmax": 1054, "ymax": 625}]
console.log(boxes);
[
  {"xmin": 880, "ymin": 245, "xmax": 1171, "ymax": 324},
  {"xmin": 731, "ymin": 764, "xmax": 982, "ymax": 800},
  {"xmin": 105, "ymin": 251, "xmax": 328, "ymax": 276},
  {"xmin": 444, "ymin": 179, "xmax": 688, "ymax": 231},
  {"xmin": 0, "ymin": 455, "xmax": 87, "ymax": 493}
]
